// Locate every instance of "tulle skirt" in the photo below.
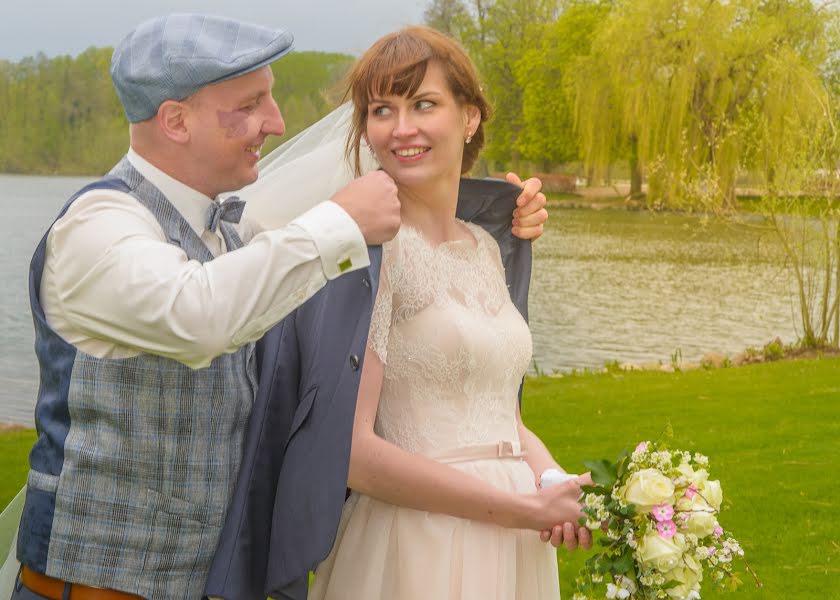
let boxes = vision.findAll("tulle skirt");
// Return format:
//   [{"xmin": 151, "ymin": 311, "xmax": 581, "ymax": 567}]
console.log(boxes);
[{"xmin": 309, "ymin": 458, "xmax": 560, "ymax": 600}]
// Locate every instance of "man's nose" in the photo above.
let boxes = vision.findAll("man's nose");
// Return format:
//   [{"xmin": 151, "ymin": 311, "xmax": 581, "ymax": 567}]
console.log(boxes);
[{"xmin": 263, "ymin": 97, "xmax": 286, "ymax": 137}]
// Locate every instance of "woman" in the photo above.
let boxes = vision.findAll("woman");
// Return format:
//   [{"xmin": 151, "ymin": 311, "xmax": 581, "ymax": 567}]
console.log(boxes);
[{"xmin": 308, "ymin": 26, "xmax": 591, "ymax": 600}]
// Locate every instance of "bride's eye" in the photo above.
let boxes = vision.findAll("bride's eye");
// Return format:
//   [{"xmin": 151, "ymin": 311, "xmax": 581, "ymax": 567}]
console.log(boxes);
[
  {"xmin": 416, "ymin": 100, "xmax": 434, "ymax": 110},
  {"xmin": 371, "ymin": 105, "xmax": 391, "ymax": 117}
]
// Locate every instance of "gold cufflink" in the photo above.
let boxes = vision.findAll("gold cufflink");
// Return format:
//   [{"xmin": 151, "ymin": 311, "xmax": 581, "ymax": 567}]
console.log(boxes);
[{"xmin": 339, "ymin": 258, "xmax": 353, "ymax": 272}]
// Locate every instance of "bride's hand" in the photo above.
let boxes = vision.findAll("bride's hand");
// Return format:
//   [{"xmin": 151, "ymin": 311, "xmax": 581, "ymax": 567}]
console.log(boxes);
[
  {"xmin": 540, "ymin": 522, "xmax": 593, "ymax": 551},
  {"xmin": 523, "ymin": 473, "xmax": 593, "ymax": 533}
]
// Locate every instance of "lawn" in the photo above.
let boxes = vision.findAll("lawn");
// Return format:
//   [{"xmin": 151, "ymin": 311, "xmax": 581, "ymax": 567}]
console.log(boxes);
[
  {"xmin": 523, "ymin": 357, "xmax": 840, "ymax": 599},
  {"xmin": 1, "ymin": 357, "xmax": 838, "ymax": 598}
]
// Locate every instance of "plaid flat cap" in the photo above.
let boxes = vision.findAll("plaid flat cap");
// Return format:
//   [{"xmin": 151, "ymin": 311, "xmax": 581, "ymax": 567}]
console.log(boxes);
[{"xmin": 111, "ymin": 13, "xmax": 294, "ymax": 122}]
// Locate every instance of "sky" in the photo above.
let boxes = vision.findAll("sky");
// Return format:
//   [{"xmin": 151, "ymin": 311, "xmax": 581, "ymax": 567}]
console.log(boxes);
[{"xmin": 0, "ymin": 0, "xmax": 429, "ymax": 62}]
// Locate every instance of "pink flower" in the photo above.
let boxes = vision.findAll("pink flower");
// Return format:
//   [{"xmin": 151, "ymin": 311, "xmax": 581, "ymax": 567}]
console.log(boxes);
[
  {"xmin": 656, "ymin": 520, "xmax": 677, "ymax": 539},
  {"xmin": 713, "ymin": 526, "xmax": 724, "ymax": 538},
  {"xmin": 650, "ymin": 503, "xmax": 675, "ymax": 522},
  {"xmin": 684, "ymin": 484, "xmax": 698, "ymax": 499},
  {"xmin": 635, "ymin": 442, "xmax": 649, "ymax": 453},
  {"xmin": 708, "ymin": 546, "xmax": 717, "ymax": 556}
]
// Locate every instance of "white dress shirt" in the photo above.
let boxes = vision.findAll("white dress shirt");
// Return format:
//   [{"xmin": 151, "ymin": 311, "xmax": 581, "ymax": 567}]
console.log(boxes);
[{"xmin": 39, "ymin": 149, "xmax": 369, "ymax": 369}]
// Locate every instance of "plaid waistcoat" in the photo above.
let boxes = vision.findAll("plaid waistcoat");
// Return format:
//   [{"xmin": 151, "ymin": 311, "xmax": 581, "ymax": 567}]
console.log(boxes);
[{"xmin": 17, "ymin": 157, "xmax": 257, "ymax": 599}]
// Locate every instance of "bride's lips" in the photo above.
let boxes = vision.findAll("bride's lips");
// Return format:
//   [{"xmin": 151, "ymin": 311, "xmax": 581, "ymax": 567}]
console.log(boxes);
[{"xmin": 392, "ymin": 146, "xmax": 430, "ymax": 161}]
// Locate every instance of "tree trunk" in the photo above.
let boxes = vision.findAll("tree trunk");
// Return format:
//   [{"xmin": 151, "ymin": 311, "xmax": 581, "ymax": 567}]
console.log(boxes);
[{"xmin": 629, "ymin": 135, "xmax": 642, "ymax": 197}]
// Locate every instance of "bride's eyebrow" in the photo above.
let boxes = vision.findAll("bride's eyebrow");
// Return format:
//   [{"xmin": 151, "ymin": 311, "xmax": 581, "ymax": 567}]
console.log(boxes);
[{"xmin": 411, "ymin": 90, "xmax": 443, "ymax": 100}]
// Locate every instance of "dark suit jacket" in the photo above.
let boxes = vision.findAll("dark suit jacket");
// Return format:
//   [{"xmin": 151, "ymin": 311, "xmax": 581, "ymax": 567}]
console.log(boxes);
[{"xmin": 204, "ymin": 179, "xmax": 533, "ymax": 600}]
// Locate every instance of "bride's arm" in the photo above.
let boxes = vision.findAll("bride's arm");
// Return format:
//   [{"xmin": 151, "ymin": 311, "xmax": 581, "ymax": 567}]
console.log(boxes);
[
  {"xmin": 516, "ymin": 404, "xmax": 565, "ymax": 485},
  {"xmin": 515, "ymin": 403, "xmax": 595, "ymax": 549},
  {"xmin": 347, "ymin": 350, "xmax": 589, "ymax": 532}
]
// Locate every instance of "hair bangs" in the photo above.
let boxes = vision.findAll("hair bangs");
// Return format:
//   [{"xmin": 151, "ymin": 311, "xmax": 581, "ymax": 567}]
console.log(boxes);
[{"xmin": 363, "ymin": 38, "xmax": 433, "ymax": 103}]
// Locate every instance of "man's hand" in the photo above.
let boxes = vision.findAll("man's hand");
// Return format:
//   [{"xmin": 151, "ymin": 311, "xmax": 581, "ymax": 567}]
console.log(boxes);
[
  {"xmin": 506, "ymin": 172, "xmax": 548, "ymax": 241},
  {"xmin": 331, "ymin": 171, "xmax": 401, "ymax": 245}
]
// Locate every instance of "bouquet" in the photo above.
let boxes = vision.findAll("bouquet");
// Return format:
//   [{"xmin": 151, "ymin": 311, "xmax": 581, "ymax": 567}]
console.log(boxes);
[{"xmin": 572, "ymin": 440, "xmax": 756, "ymax": 600}]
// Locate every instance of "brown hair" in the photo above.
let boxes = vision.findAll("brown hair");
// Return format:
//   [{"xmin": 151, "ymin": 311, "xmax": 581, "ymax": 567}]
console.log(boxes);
[{"xmin": 344, "ymin": 26, "xmax": 492, "ymax": 176}]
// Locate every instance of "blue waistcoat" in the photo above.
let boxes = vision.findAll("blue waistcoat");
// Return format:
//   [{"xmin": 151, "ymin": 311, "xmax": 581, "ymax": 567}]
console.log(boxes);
[
  {"xmin": 204, "ymin": 178, "xmax": 533, "ymax": 600},
  {"xmin": 19, "ymin": 158, "xmax": 257, "ymax": 600}
]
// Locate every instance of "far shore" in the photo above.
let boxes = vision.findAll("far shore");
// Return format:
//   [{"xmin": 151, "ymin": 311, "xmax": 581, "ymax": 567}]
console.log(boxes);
[{"xmin": 0, "ymin": 422, "xmax": 28, "ymax": 432}]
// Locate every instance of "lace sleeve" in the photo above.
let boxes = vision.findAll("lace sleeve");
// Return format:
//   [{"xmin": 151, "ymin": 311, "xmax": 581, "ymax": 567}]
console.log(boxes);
[{"xmin": 367, "ymin": 239, "xmax": 397, "ymax": 364}]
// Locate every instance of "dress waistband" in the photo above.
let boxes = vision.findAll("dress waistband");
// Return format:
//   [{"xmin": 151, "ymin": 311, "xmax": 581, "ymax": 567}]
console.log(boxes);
[{"xmin": 426, "ymin": 441, "xmax": 526, "ymax": 464}]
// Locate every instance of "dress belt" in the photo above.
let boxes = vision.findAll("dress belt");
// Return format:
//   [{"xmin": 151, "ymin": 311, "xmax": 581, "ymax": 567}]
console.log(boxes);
[
  {"xmin": 426, "ymin": 441, "xmax": 527, "ymax": 464},
  {"xmin": 20, "ymin": 566, "xmax": 145, "ymax": 600}
]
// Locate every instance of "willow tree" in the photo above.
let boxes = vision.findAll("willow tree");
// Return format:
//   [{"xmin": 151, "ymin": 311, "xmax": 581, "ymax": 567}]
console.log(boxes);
[
  {"xmin": 755, "ymin": 44, "xmax": 840, "ymax": 349},
  {"xmin": 573, "ymin": 0, "xmax": 833, "ymax": 206}
]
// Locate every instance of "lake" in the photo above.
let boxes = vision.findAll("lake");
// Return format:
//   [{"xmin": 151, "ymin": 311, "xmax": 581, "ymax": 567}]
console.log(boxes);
[{"xmin": 0, "ymin": 175, "xmax": 797, "ymax": 425}]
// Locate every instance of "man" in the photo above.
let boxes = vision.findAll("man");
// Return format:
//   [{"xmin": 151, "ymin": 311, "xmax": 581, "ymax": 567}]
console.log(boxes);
[{"xmin": 12, "ymin": 13, "xmax": 549, "ymax": 600}]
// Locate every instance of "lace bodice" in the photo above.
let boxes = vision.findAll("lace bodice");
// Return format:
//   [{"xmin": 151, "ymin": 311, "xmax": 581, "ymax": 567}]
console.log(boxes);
[{"xmin": 368, "ymin": 221, "xmax": 532, "ymax": 454}]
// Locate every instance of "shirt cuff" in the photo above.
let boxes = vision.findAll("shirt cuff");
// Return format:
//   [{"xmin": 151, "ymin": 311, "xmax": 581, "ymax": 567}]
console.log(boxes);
[{"xmin": 291, "ymin": 200, "xmax": 370, "ymax": 279}]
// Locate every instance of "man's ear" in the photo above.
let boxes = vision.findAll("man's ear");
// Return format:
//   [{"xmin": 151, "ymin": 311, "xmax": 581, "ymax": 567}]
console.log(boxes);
[{"xmin": 156, "ymin": 100, "xmax": 190, "ymax": 143}]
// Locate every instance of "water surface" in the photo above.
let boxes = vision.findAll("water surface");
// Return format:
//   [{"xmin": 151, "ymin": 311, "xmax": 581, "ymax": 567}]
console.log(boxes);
[{"xmin": 0, "ymin": 175, "xmax": 797, "ymax": 425}]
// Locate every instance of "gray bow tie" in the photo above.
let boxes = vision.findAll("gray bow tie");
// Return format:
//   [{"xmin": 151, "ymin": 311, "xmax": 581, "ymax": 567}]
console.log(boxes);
[{"xmin": 206, "ymin": 197, "xmax": 246, "ymax": 233}]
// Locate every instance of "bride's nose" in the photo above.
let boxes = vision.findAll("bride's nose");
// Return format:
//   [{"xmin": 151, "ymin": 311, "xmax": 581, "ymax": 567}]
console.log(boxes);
[{"xmin": 392, "ymin": 112, "xmax": 419, "ymax": 138}]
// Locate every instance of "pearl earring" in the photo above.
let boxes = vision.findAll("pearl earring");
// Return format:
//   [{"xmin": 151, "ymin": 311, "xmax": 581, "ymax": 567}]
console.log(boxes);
[{"xmin": 465, "ymin": 131, "xmax": 473, "ymax": 144}]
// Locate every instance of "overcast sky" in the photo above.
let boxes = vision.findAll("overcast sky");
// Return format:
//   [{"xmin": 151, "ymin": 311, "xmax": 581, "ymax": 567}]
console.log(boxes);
[{"xmin": 0, "ymin": 0, "xmax": 429, "ymax": 61}]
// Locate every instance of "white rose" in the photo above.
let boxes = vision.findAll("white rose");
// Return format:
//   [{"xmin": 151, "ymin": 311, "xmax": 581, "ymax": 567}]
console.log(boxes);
[
  {"xmin": 637, "ymin": 531, "xmax": 683, "ymax": 573},
  {"xmin": 701, "ymin": 479, "xmax": 723, "ymax": 510},
  {"xmin": 675, "ymin": 461, "xmax": 695, "ymax": 480},
  {"xmin": 676, "ymin": 462, "xmax": 710, "ymax": 487},
  {"xmin": 691, "ymin": 468, "xmax": 710, "ymax": 487},
  {"xmin": 683, "ymin": 496, "xmax": 717, "ymax": 538},
  {"xmin": 683, "ymin": 553, "xmax": 703, "ymax": 576},
  {"xmin": 618, "ymin": 469, "xmax": 675, "ymax": 512},
  {"xmin": 663, "ymin": 565, "xmax": 702, "ymax": 599}
]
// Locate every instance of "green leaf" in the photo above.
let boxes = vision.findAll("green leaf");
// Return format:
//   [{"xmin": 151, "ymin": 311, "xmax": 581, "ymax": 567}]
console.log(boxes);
[
  {"xmin": 612, "ymin": 550, "xmax": 635, "ymax": 574},
  {"xmin": 584, "ymin": 459, "xmax": 618, "ymax": 486},
  {"xmin": 616, "ymin": 451, "xmax": 630, "ymax": 479}
]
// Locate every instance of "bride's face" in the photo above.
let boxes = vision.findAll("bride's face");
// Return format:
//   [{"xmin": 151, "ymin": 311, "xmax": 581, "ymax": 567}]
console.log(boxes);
[{"xmin": 364, "ymin": 61, "xmax": 480, "ymax": 190}]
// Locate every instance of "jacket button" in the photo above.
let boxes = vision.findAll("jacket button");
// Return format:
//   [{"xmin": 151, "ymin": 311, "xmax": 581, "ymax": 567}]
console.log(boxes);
[
  {"xmin": 349, "ymin": 354, "xmax": 360, "ymax": 370},
  {"xmin": 362, "ymin": 278, "xmax": 371, "ymax": 288}
]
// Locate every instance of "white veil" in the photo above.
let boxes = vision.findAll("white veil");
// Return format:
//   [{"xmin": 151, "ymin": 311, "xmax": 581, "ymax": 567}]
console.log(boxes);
[
  {"xmin": 0, "ymin": 102, "xmax": 373, "ymax": 597},
  {"xmin": 239, "ymin": 102, "xmax": 379, "ymax": 229},
  {"xmin": 0, "ymin": 488, "xmax": 24, "ymax": 595}
]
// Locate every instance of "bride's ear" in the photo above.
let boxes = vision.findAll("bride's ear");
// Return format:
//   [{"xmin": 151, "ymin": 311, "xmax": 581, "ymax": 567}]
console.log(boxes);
[{"xmin": 464, "ymin": 104, "xmax": 481, "ymax": 137}]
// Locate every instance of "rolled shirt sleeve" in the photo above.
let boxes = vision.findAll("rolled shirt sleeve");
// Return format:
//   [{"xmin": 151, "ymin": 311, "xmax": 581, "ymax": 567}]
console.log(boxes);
[{"xmin": 41, "ymin": 189, "xmax": 369, "ymax": 369}]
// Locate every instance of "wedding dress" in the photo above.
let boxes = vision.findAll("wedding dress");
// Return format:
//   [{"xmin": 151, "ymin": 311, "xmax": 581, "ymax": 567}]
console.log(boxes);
[{"xmin": 308, "ymin": 222, "xmax": 560, "ymax": 600}]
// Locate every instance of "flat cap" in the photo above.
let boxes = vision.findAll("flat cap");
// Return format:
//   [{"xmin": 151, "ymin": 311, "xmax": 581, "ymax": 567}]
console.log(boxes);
[{"xmin": 111, "ymin": 14, "xmax": 294, "ymax": 123}]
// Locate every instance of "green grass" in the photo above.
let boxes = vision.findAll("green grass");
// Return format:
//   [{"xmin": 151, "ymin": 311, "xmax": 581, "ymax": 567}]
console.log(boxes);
[
  {"xmin": 2, "ymin": 358, "xmax": 838, "ymax": 598},
  {"xmin": 0, "ymin": 430, "xmax": 35, "ymax": 510},
  {"xmin": 522, "ymin": 357, "xmax": 840, "ymax": 599}
]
